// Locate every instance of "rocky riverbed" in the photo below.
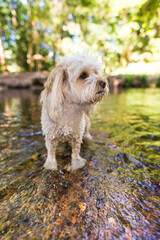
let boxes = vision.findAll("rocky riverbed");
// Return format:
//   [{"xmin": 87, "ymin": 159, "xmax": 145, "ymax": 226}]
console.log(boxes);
[{"xmin": 0, "ymin": 88, "xmax": 160, "ymax": 239}]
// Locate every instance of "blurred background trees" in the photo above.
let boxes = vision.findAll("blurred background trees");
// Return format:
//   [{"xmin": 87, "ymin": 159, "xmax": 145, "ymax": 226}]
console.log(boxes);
[{"xmin": 0, "ymin": 0, "xmax": 160, "ymax": 74}]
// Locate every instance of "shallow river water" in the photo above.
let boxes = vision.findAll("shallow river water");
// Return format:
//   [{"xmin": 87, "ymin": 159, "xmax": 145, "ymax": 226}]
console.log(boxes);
[{"xmin": 0, "ymin": 88, "xmax": 160, "ymax": 239}]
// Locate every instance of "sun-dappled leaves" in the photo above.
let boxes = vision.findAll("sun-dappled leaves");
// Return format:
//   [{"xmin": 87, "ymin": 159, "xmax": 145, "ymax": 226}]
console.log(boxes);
[{"xmin": 0, "ymin": 0, "xmax": 160, "ymax": 73}]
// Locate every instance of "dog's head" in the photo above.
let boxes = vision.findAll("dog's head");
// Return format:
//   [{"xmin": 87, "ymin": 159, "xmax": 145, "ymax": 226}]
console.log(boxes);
[{"xmin": 40, "ymin": 55, "xmax": 109, "ymax": 121}]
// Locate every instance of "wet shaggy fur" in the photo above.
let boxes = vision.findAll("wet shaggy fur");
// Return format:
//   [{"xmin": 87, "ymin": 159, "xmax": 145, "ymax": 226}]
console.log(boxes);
[{"xmin": 40, "ymin": 54, "xmax": 109, "ymax": 171}]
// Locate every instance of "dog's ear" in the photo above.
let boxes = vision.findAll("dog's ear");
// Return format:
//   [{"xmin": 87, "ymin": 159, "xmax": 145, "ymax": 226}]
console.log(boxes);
[{"xmin": 40, "ymin": 66, "xmax": 66, "ymax": 122}]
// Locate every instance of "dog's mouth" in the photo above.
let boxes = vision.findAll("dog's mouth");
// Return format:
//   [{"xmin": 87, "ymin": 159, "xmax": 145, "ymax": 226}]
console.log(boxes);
[{"xmin": 96, "ymin": 90, "xmax": 105, "ymax": 94}]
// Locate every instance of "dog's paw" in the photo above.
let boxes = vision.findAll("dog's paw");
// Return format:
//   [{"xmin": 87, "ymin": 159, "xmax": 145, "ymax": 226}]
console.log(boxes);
[
  {"xmin": 65, "ymin": 156, "xmax": 87, "ymax": 171},
  {"xmin": 64, "ymin": 164, "xmax": 72, "ymax": 171},
  {"xmin": 72, "ymin": 156, "xmax": 87, "ymax": 170},
  {"xmin": 43, "ymin": 160, "xmax": 57, "ymax": 170},
  {"xmin": 83, "ymin": 133, "xmax": 93, "ymax": 140}
]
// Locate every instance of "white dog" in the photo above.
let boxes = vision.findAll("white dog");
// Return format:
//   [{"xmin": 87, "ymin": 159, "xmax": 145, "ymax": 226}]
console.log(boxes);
[{"xmin": 40, "ymin": 54, "xmax": 108, "ymax": 171}]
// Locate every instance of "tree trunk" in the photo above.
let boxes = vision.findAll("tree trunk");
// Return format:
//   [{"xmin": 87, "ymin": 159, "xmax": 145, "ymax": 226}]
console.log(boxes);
[
  {"xmin": 53, "ymin": 44, "xmax": 57, "ymax": 66},
  {"xmin": 27, "ymin": 20, "xmax": 34, "ymax": 71},
  {"xmin": 26, "ymin": 3, "xmax": 35, "ymax": 71},
  {"xmin": 11, "ymin": 0, "xmax": 17, "ymax": 28},
  {"xmin": 0, "ymin": 30, "xmax": 5, "ymax": 72}
]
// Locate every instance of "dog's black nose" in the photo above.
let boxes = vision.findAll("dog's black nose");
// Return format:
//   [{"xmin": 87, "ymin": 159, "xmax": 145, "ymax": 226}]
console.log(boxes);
[{"xmin": 99, "ymin": 80, "xmax": 106, "ymax": 89}]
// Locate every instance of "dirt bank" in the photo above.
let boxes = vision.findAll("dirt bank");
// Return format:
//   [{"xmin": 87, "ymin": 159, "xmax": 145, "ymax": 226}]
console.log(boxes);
[
  {"xmin": 0, "ymin": 72, "xmax": 159, "ymax": 89},
  {"xmin": 0, "ymin": 72, "xmax": 48, "ymax": 89}
]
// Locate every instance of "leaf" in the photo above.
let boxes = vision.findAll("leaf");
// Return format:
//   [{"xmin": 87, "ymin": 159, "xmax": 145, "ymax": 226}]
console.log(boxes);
[
  {"xmin": 31, "ymin": 155, "xmax": 38, "ymax": 160},
  {"xmin": 72, "ymin": 216, "xmax": 76, "ymax": 224},
  {"xmin": 108, "ymin": 217, "xmax": 116, "ymax": 223},
  {"xmin": 55, "ymin": 218, "xmax": 63, "ymax": 225},
  {"xmin": 78, "ymin": 203, "xmax": 86, "ymax": 211}
]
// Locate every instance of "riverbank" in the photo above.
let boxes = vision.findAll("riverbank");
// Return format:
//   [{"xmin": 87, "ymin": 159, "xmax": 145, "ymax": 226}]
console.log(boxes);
[
  {"xmin": 0, "ymin": 72, "xmax": 160, "ymax": 89},
  {"xmin": 0, "ymin": 72, "xmax": 48, "ymax": 89}
]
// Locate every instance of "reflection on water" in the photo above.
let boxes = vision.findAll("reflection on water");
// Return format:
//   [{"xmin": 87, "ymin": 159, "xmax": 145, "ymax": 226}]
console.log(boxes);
[{"xmin": 0, "ymin": 88, "xmax": 160, "ymax": 239}]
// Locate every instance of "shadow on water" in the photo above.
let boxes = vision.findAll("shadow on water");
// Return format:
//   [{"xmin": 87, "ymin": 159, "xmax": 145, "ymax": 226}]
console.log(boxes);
[{"xmin": 0, "ymin": 88, "xmax": 160, "ymax": 239}]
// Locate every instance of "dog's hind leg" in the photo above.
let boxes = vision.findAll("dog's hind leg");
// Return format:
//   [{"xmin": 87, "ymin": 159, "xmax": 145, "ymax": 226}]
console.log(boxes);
[{"xmin": 44, "ymin": 138, "xmax": 58, "ymax": 170}]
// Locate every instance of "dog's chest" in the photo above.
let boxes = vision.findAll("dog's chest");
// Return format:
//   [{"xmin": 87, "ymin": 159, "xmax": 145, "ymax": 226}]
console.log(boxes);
[{"xmin": 56, "ymin": 112, "xmax": 85, "ymax": 139}]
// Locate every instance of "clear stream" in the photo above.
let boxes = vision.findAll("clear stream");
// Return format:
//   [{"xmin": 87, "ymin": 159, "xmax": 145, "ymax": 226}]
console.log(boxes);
[{"xmin": 0, "ymin": 88, "xmax": 160, "ymax": 239}]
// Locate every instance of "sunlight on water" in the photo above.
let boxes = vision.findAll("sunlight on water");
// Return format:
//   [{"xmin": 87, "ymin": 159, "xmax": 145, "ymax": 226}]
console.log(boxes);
[{"xmin": 0, "ymin": 88, "xmax": 160, "ymax": 239}]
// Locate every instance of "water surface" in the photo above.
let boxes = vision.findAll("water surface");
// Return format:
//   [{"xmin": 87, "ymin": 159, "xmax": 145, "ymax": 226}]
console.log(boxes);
[{"xmin": 0, "ymin": 88, "xmax": 160, "ymax": 239}]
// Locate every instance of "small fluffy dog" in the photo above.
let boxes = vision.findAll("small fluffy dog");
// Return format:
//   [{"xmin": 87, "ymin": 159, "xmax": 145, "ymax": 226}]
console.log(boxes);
[{"xmin": 40, "ymin": 54, "xmax": 108, "ymax": 170}]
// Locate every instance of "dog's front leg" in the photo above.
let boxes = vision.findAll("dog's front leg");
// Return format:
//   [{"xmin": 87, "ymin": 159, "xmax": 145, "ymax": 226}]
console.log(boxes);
[
  {"xmin": 84, "ymin": 114, "xmax": 92, "ymax": 140},
  {"xmin": 70, "ymin": 138, "xmax": 87, "ymax": 170},
  {"xmin": 44, "ymin": 138, "xmax": 58, "ymax": 170}
]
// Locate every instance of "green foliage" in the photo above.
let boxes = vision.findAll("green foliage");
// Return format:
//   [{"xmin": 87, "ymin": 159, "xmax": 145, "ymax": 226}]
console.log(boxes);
[
  {"xmin": 139, "ymin": 75, "xmax": 148, "ymax": 88},
  {"xmin": 124, "ymin": 74, "xmax": 149, "ymax": 88},
  {"xmin": 155, "ymin": 76, "xmax": 160, "ymax": 87},
  {"xmin": 124, "ymin": 75, "xmax": 134, "ymax": 88},
  {"xmin": 0, "ymin": 0, "xmax": 160, "ymax": 73}
]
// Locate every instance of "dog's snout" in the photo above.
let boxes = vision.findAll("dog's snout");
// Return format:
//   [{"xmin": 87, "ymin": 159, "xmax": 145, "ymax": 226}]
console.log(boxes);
[{"xmin": 99, "ymin": 80, "xmax": 106, "ymax": 89}]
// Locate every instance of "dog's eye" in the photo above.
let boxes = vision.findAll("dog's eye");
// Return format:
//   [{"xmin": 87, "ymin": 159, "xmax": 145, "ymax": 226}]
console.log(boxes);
[{"xmin": 80, "ymin": 72, "xmax": 88, "ymax": 79}]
